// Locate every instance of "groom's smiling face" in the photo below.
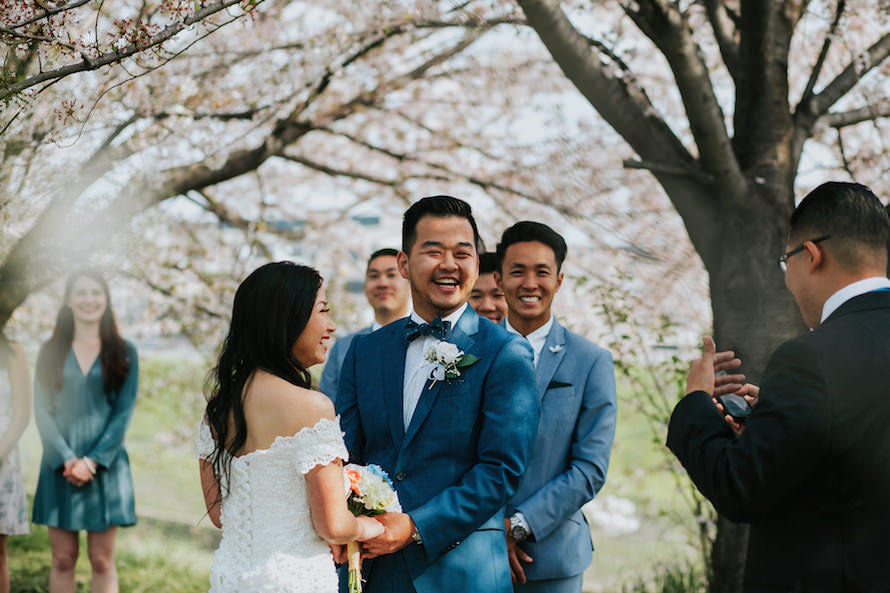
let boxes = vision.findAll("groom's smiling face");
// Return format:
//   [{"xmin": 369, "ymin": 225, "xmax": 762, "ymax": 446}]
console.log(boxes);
[{"xmin": 399, "ymin": 215, "xmax": 478, "ymax": 321}]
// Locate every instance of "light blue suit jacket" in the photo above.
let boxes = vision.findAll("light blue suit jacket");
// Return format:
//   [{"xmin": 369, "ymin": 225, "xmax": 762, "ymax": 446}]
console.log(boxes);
[
  {"xmin": 506, "ymin": 318, "xmax": 617, "ymax": 581},
  {"xmin": 337, "ymin": 306, "xmax": 539, "ymax": 593},
  {"xmin": 318, "ymin": 326, "xmax": 372, "ymax": 404}
]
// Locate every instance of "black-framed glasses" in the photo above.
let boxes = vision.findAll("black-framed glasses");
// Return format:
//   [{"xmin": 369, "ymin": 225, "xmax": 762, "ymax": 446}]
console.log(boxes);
[{"xmin": 777, "ymin": 234, "xmax": 830, "ymax": 272}]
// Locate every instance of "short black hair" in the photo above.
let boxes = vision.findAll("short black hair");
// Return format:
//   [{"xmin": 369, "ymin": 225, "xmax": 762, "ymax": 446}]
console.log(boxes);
[
  {"xmin": 790, "ymin": 182, "xmax": 889, "ymax": 271},
  {"xmin": 402, "ymin": 195, "xmax": 481, "ymax": 254},
  {"xmin": 367, "ymin": 248, "xmax": 399, "ymax": 267},
  {"xmin": 496, "ymin": 221, "xmax": 568, "ymax": 272},
  {"xmin": 479, "ymin": 252, "xmax": 498, "ymax": 275}
]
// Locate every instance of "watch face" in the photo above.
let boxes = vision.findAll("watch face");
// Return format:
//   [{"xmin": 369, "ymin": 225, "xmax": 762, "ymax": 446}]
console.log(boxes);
[{"xmin": 510, "ymin": 524, "xmax": 527, "ymax": 540}]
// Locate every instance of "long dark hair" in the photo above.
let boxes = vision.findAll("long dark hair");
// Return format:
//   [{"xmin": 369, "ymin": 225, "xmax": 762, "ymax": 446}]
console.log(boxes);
[
  {"xmin": 36, "ymin": 267, "xmax": 130, "ymax": 396},
  {"xmin": 204, "ymin": 261, "xmax": 323, "ymax": 495}
]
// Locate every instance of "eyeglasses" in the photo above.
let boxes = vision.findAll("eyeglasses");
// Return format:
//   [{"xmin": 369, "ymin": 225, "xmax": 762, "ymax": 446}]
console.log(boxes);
[{"xmin": 777, "ymin": 234, "xmax": 830, "ymax": 272}]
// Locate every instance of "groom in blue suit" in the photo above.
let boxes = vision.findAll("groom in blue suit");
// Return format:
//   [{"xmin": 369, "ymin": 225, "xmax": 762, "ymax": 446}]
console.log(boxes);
[
  {"xmin": 336, "ymin": 196, "xmax": 540, "ymax": 593},
  {"xmin": 495, "ymin": 221, "xmax": 617, "ymax": 593}
]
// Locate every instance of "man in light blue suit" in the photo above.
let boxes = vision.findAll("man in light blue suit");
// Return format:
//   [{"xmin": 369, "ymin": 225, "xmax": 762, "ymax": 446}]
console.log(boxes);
[
  {"xmin": 336, "ymin": 196, "xmax": 540, "ymax": 593},
  {"xmin": 495, "ymin": 221, "xmax": 618, "ymax": 593},
  {"xmin": 319, "ymin": 248, "xmax": 410, "ymax": 402}
]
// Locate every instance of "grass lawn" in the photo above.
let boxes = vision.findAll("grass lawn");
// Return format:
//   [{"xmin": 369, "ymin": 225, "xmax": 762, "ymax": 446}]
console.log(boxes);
[{"xmin": 10, "ymin": 355, "xmax": 706, "ymax": 593}]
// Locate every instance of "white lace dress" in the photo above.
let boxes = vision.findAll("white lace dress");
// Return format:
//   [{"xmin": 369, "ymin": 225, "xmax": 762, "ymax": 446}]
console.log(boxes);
[{"xmin": 196, "ymin": 417, "xmax": 348, "ymax": 593}]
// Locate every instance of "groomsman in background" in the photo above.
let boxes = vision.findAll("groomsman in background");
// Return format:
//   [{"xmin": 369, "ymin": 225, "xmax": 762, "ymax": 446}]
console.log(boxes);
[
  {"xmin": 469, "ymin": 252, "xmax": 508, "ymax": 323},
  {"xmin": 495, "ymin": 221, "xmax": 617, "ymax": 593},
  {"xmin": 319, "ymin": 248, "xmax": 410, "ymax": 401}
]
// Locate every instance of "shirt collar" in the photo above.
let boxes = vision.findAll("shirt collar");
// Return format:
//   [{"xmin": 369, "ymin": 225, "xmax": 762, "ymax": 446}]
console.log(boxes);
[
  {"xmin": 820, "ymin": 277, "xmax": 890, "ymax": 323},
  {"xmin": 505, "ymin": 315, "xmax": 554, "ymax": 365}
]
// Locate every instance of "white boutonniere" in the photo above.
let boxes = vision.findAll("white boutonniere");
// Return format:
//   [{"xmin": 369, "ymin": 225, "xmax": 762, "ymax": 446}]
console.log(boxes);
[
  {"xmin": 548, "ymin": 344, "xmax": 564, "ymax": 353},
  {"xmin": 423, "ymin": 340, "xmax": 480, "ymax": 388}
]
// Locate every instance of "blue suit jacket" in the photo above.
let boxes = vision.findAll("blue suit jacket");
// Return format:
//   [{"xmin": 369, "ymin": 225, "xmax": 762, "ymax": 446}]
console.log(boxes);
[
  {"xmin": 506, "ymin": 318, "xmax": 617, "ymax": 581},
  {"xmin": 318, "ymin": 326, "xmax": 372, "ymax": 404},
  {"xmin": 336, "ymin": 306, "xmax": 539, "ymax": 593}
]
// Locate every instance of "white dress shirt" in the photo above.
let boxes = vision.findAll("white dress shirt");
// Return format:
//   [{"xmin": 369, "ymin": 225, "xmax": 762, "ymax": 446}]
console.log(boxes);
[
  {"xmin": 402, "ymin": 303, "xmax": 468, "ymax": 430},
  {"xmin": 505, "ymin": 315, "xmax": 554, "ymax": 367},
  {"xmin": 820, "ymin": 277, "xmax": 890, "ymax": 324}
]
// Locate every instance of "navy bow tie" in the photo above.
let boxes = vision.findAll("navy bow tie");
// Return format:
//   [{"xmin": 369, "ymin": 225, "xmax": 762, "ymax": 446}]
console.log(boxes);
[{"xmin": 404, "ymin": 317, "xmax": 451, "ymax": 343}]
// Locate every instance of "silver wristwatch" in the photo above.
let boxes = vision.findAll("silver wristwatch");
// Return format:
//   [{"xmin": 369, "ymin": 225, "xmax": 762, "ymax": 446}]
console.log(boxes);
[
  {"xmin": 411, "ymin": 526, "xmax": 423, "ymax": 545},
  {"xmin": 508, "ymin": 513, "xmax": 529, "ymax": 542}
]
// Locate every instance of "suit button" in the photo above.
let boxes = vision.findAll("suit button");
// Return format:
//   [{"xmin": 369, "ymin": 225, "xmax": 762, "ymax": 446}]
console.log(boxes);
[{"xmin": 395, "ymin": 472, "xmax": 407, "ymax": 481}]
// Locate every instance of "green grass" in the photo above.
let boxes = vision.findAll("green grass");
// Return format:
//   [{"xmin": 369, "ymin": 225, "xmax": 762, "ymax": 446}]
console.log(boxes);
[
  {"xmin": 8, "ymin": 517, "xmax": 214, "ymax": 593},
  {"xmin": 11, "ymin": 355, "xmax": 705, "ymax": 593}
]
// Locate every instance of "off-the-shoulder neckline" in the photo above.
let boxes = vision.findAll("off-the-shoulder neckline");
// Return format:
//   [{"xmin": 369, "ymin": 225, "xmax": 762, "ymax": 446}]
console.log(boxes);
[{"xmin": 201, "ymin": 416, "xmax": 340, "ymax": 461}]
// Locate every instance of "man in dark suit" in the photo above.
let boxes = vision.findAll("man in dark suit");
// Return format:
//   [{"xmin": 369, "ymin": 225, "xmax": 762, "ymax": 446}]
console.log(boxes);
[
  {"xmin": 319, "ymin": 248, "xmax": 410, "ymax": 402},
  {"xmin": 336, "ymin": 196, "xmax": 539, "ymax": 593},
  {"xmin": 668, "ymin": 181, "xmax": 890, "ymax": 592},
  {"xmin": 495, "ymin": 221, "xmax": 617, "ymax": 593}
]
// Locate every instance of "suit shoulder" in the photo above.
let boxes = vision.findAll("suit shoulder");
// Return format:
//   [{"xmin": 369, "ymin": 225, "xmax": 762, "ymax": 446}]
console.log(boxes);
[
  {"xmin": 353, "ymin": 320, "xmax": 403, "ymax": 348},
  {"xmin": 562, "ymin": 328, "xmax": 612, "ymax": 359}
]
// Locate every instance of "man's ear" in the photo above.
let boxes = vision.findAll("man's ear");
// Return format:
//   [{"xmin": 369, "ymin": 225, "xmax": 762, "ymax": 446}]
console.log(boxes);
[
  {"xmin": 397, "ymin": 251, "xmax": 410, "ymax": 280},
  {"xmin": 493, "ymin": 270, "xmax": 503, "ymax": 289},
  {"xmin": 803, "ymin": 240, "xmax": 825, "ymax": 272}
]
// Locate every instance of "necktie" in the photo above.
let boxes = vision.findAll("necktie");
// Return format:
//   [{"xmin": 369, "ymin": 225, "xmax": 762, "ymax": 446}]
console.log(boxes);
[{"xmin": 404, "ymin": 317, "xmax": 451, "ymax": 343}]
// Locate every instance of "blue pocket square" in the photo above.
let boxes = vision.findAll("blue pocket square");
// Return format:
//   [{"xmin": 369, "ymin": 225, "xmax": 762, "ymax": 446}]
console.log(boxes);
[{"xmin": 547, "ymin": 380, "xmax": 572, "ymax": 389}]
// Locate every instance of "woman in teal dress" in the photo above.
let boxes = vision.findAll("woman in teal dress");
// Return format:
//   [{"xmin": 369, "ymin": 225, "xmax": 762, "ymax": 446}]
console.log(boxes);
[{"xmin": 32, "ymin": 268, "xmax": 138, "ymax": 593}]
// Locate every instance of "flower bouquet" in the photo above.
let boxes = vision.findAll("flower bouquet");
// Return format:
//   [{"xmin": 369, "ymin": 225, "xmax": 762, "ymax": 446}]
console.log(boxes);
[{"xmin": 343, "ymin": 463, "xmax": 402, "ymax": 593}]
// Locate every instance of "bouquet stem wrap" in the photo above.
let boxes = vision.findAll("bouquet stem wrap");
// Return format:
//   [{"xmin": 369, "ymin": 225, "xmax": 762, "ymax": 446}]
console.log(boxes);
[
  {"xmin": 347, "ymin": 541, "xmax": 362, "ymax": 593},
  {"xmin": 343, "ymin": 464, "xmax": 402, "ymax": 593}
]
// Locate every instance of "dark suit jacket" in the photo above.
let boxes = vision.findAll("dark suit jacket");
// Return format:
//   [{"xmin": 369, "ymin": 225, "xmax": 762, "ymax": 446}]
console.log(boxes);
[
  {"xmin": 667, "ymin": 290, "xmax": 890, "ymax": 593},
  {"xmin": 337, "ymin": 306, "xmax": 539, "ymax": 593}
]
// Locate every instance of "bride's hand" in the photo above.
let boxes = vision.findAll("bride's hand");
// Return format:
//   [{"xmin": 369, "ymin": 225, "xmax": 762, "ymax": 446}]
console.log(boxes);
[{"xmin": 357, "ymin": 515, "xmax": 385, "ymax": 541}]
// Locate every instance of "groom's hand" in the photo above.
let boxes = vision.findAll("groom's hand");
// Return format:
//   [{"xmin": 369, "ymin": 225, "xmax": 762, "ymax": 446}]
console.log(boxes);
[{"xmin": 360, "ymin": 512, "xmax": 413, "ymax": 558}]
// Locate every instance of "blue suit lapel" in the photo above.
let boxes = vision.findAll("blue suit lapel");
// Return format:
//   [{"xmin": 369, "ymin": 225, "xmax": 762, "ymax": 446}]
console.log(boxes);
[
  {"xmin": 402, "ymin": 308, "xmax": 479, "ymax": 449},
  {"xmin": 535, "ymin": 320, "xmax": 566, "ymax": 399},
  {"xmin": 383, "ymin": 319, "xmax": 409, "ymax": 450}
]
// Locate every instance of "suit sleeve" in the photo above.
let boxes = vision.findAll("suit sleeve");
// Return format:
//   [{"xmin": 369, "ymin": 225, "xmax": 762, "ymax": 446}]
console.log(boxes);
[
  {"xmin": 517, "ymin": 347, "xmax": 617, "ymax": 541},
  {"xmin": 410, "ymin": 336, "xmax": 540, "ymax": 559},
  {"xmin": 666, "ymin": 339, "xmax": 830, "ymax": 522},
  {"xmin": 87, "ymin": 344, "xmax": 139, "ymax": 469},
  {"xmin": 335, "ymin": 336, "xmax": 364, "ymax": 465}
]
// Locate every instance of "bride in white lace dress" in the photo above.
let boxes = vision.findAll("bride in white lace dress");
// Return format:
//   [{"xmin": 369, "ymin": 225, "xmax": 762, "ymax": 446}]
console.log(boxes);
[{"xmin": 197, "ymin": 262, "xmax": 384, "ymax": 593}]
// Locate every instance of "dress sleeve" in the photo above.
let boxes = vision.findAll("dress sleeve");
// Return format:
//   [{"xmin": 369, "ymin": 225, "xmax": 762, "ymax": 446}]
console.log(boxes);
[
  {"xmin": 196, "ymin": 419, "xmax": 215, "ymax": 461},
  {"xmin": 293, "ymin": 416, "xmax": 348, "ymax": 475},
  {"xmin": 87, "ymin": 343, "xmax": 139, "ymax": 468},
  {"xmin": 33, "ymin": 373, "xmax": 76, "ymax": 470}
]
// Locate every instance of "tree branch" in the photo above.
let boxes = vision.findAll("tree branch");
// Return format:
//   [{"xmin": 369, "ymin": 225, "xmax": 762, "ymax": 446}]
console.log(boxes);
[
  {"xmin": 515, "ymin": 0, "xmax": 695, "ymax": 169},
  {"xmin": 0, "ymin": 0, "xmax": 260, "ymax": 101},
  {"xmin": 798, "ymin": 0, "xmax": 846, "ymax": 109},
  {"xmin": 804, "ymin": 32, "xmax": 890, "ymax": 119},
  {"xmin": 702, "ymin": 0, "xmax": 740, "ymax": 81},
  {"xmin": 4, "ymin": 0, "xmax": 92, "ymax": 30},
  {"xmin": 624, "ymin": 0, "xmax": 743, "ymax": 194},
  {"xmin": 819, "ymin": 99, "xmax": 890, "ymax": 128}
]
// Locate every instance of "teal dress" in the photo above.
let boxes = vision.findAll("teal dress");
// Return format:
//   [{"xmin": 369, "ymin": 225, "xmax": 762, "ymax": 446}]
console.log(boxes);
[{"xmin": 32, "ymin": 342, "xmax": 139, "ymax": 531}]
